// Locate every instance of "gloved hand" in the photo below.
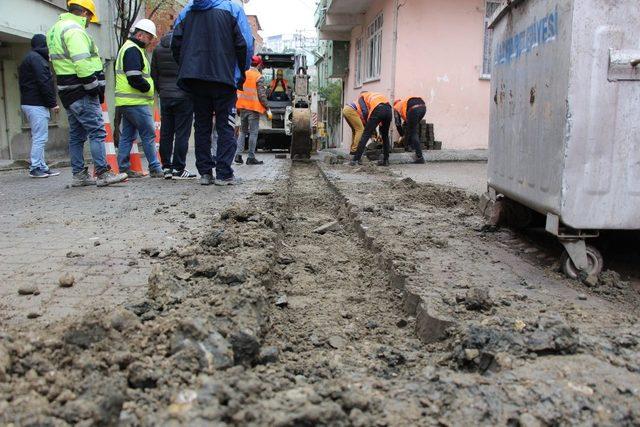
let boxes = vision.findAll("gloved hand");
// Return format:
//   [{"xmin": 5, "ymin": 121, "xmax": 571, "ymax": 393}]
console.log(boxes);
[
  {"xmin": 237, "ymin": 72, "xmax": 246, "ymax": 91},
  {"xmin": 266, "ymin": 109, "xmax": 273, "ymax": 120}
]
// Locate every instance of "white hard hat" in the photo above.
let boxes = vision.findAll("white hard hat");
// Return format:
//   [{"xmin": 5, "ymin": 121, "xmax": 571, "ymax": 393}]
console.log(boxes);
[{"xmin": 133, "ymin": 19, "xmax": 157, "ymax": 38}]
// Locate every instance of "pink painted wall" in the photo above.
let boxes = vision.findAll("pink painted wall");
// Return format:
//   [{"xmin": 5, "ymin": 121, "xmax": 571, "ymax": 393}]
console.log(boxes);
[{"xmin": 342, "ymin": 0, "xmax": 491, "ymax": 150}]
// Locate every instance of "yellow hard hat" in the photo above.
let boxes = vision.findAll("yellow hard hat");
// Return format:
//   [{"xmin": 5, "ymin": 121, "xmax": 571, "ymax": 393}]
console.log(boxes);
[{"xmin": 68, "ymin": 0, "xmax": 99, "ymax": 24}]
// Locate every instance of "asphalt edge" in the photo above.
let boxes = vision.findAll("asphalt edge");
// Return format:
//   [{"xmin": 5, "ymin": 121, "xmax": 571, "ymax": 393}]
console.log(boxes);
[{"xmin": 317, "ymin": 162, "xmax": 455, "ymax": 344}]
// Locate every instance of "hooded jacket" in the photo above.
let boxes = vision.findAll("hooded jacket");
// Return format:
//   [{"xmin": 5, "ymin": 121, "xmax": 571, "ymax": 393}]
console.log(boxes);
[
  {"xmin": 172, "ymin": 0, "xmax": 253, "ymax": 91},
  {"xmin": 151, "ymin": 32, "xmax": 188, "ymax": 99},
  {"xmin": 18, "ymin": 34, "xmax": 57, "ymax": 108}
]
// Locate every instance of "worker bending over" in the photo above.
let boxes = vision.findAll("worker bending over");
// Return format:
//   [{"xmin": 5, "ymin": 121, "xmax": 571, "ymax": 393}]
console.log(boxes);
[
  {"xmin": 268, "ymin": 69, "xmax": 289, "ymax": 101},
  {"xmin": 342, "ymin": 102, "xmax": 366, "ymax": 156},
  {"xmin": 235, "ymin": 55, "xmax": 269, "ymax": 165},
  {"xmin": 394, "ymin": 97, "xmax": 427, "ymax": 164},
  {"xmin": 350, "ymin": 91, "xmax": 392, "ymax": 166}
]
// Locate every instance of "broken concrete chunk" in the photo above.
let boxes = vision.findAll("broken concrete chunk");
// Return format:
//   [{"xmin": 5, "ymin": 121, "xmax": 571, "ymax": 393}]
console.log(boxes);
[
  {"xmin": 18, "ymin": 285, "xmax": 39, "ymax": 295},
  {"xmin": 58, "ymin": 273, "xmax": 75, "ymax": 288},
  {"xmin": 312, "ymin": 220, "xmax": 339, "ymax": 235},
  {"xmin": 275, "ymin": 295, "xmax": 289, "ymax": 308},
  {"xmin": 464, "ymin": 288, "xmax": 493, "ymax": 311},
  {"xmin": 259, "ymin": 346, "xmax": 279, "ymax": 364},
  {"xmin": 328, "ymin": 335, "xmax": 346, "ymax": 349}
]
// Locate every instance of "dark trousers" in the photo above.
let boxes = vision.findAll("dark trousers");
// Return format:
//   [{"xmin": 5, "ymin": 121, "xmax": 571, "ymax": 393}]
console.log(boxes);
[
  {"xmin": 188, "ymin": 81, "xmax": 237, "ymax": 180},
  {"xmin": 406, "ymin": 104, "xmax": 426, "ymax": 159},
  {"xmin": 159, "ymin": 97, "xmax": 193, "ymax": 171},
  {"xmin": 354, "ymin": 104, "xmax": 392, "ymax": 161}
]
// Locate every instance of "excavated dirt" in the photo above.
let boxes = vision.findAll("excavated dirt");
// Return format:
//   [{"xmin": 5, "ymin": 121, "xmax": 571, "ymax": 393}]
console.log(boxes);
[{"xmin": 1, "ymin": 162, "xmax": 639, "ymax": 426}]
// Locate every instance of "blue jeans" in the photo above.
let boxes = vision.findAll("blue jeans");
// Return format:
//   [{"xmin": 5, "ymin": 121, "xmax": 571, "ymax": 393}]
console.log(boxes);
[
  {"xmin": 117, "ymin": 105, "xmax": 162, "ymax": 172},
  {"xmin": 236, "ymin": 109, "xmax": 260, "ymax": 159},
  {"xmin": 66, "ymin": 95, "xmax": 109, "ymax": 175},
  {"xmin": 21, "ymin": 105, "xmax": 50, "ymax": 172}
]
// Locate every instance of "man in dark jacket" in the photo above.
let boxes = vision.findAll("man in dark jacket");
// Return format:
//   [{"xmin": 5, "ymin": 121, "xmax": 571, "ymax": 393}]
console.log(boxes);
[
  {"xmin": 151, "ymin": 31, "xmax": 196, "ymax": 180},
  {"xmin": 18, "ymin": 34, "xmax": 60, "ymax": 178},
  {"xmin": 172, "ymin": 0, "xmax": 253, "ymax": 186}
]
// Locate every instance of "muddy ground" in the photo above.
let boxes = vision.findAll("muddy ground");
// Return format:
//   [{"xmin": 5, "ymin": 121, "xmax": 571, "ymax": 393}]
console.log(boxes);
[{"xmin": 1, "ymin": 161, "xmax": 639, "ymax": 426}]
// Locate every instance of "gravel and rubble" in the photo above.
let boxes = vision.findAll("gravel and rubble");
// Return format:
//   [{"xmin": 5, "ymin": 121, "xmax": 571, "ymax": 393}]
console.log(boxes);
[{"xmin": 0, "ymin": 161, "xmax": 639, "ymax": 425}]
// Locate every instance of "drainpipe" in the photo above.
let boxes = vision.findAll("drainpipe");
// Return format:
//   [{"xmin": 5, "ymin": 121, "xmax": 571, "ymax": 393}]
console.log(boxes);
[
  {"xmin": 0, "ymin": 61, "xmax": 12, "ymax": 160},
  {"xmin": 389, "ymin": 0, "xmax": 400, "ymax": 146}
]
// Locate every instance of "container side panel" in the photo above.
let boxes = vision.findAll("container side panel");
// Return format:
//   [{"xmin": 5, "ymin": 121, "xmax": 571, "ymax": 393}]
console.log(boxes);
[
  {"xmin": 563, "ymin": 0, "xmax": 640, "ymax": 229},
  {"xmin": 488, "ymin": 0, "xmax": 573, "ymax": 215}
]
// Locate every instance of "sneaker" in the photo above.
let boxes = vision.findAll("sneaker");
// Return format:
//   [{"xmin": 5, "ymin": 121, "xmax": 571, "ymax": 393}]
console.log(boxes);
[
  {"xmin": 163, "ymin": 168, "xmax": 173, "ymax": 180},
  {"xmin": 214, "ymin": 176, "xmax": 241, "ymax": 186},
  {"xmin": 234, "ymin": 155, "xmax": 244, "ymax": 165},
  {"xmin": 29, "ymin": 168, "xmax": 49, "ymax": 178},
  {"xmin": 200, "ymin": 174, "xmax": 214, "ymax": 186},
  {"xmin": 71, "ymin": 168, "xmax": 96, "ymax": 187},
  {"xmin": 246, "ymin": 157, "xmax": 264, "ymax": 165},
  {"xmin": 413, "ymin": 157, "xmax": 426, "ymax": 164},
  {"xmin": 149, "ymin": 169, "xmax": 164, "ymax": 179},
  {"xmin": 377, "ymin": 159, "xmax": 390, "ymax": 167},
  {"xmin": 173, "ymin": 169, "xmax": 197, "ymax": 180},
  {"xmin": 96, "ymin": 170, "xmax": 128, "ymax": 187},
  {"xmin": 44, "ymin": 169, "xmax": 61, "ymax": 177},
  {"xmin": 123, "ymin": 170, "xmax": 145, "ymax": 179}
]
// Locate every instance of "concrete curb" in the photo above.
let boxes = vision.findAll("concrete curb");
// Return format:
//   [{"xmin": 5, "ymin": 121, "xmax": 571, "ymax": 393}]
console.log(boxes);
[
  {"xmin": 321, "ymin": 148, "xmax": 488, "ymax": 164},
  {"xmin": 317, "ymin": 163, "xmax": 455, "ymax": 343},
  {"xmin": 0, "ymin": 159, "xmax": 72, "ymax": 172}
]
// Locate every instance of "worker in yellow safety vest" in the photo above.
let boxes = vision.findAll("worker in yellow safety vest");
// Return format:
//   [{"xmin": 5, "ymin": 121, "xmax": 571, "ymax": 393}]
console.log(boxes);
[
  {"xmin": 47, "ymin": 0, "xmax": 127, "ymax": 187},
  {"xmin": 114, "ymin": 19, "xmax": 163, "ymax": 178},
  {"xmin": 235, "ymin": 55, "xmax": 270, "ymax": 165}
]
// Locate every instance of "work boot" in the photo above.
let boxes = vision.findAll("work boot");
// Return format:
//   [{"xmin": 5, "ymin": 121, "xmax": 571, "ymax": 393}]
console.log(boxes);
[
  {"xmin": 413, "ymin": 156, "xmax": 426, "ymax": 164},
  {"xmin": 123, "ymin": 169, "xmax": 145, "ymax": 179},
  {"xmin": 215, "ymin": 176, "xmax": 242, "ymax": 186},
  {"xmin": 200, "ymin": 174, "xmax": 213, "ymax": 186},
  {"xmin": 377, "ymin": 158, "xmax": 390, "ymax": 167},
  {"xmin": 349, "ymin": 157, "xmax": 363, "ymax": 166},
  {"xmin": 163, "ymin": 168, "xmax": 173, "ymax": 179},
  {"xmin": 234, "ymin": 155, "xmax": 244, "ymax": 165},
  {"xmin": 71, "ymin": 167, "xmax": 96, "ymax": 187},
  {"xmin": 149, "ymin": 169, "xmax": 164, "ymax": 179},
  {"xmin": 96, "ymin": 170, "xmax": 128, "ymax": 187},
  {"xmin": 246, "ymin": 157, "xmax": 264, "ymax": 165}
]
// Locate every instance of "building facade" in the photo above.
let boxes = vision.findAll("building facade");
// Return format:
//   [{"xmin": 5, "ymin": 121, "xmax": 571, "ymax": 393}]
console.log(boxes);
[
  {"xmin": 316, "ymin": 0, "xmax": 499, "ymax": 151},
  {"xmin": 0, "ymin": 0, "xmax": 120, "ymax": 161}
]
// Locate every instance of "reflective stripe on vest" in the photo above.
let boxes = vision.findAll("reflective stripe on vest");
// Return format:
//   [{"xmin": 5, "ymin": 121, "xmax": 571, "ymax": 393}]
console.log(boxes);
[
  {"xmin": 115, "ymin": 40, "xmax": 155, "ymax": 107},
  {"xmin": 237, "ymin": 69, "xmax": 266, "ymax": 114}
]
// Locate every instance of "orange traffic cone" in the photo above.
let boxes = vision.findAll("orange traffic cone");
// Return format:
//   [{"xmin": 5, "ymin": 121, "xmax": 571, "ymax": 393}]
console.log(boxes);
[
  {"xmin": 154, "ymin": 105, "xmax": 162, "ymax": 165},
  {"xmin": 129, "ymin": 141, "xmax": 147, "ymax": 175},
  {"xmin": 96, "ymin": 102, "xmax": 119, "ymax": 175}
]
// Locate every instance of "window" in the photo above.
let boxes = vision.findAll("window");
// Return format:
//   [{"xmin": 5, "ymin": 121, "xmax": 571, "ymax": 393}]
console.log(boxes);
[
  {"xmin": 354, "ymin": 38, "xmax": 363, "ymax": 88},
  {"xmin": 482, "ymin": 1, "xmax": 502, "ymax": 78},
  {"xmin": 364, "ymin": 13, "xmax": 383, "ymax": 82}
]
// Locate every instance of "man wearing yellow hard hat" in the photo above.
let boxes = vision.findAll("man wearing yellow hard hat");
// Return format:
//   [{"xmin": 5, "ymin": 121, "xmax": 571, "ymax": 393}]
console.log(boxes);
[{"xmin": 47, "ymin": 0, "xmax": 128, "ymax": 187}]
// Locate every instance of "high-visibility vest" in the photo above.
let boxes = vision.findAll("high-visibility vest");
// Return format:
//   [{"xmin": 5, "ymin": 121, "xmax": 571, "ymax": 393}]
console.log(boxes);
[
  {"xmin": 47, "ymin": 13, "xmax": 103, "ymax": 91},
  {"xmin": 269, "ymin": 78, "xmax": 288, "ymax": 93},
  {"xmin": 357, "ymin": 92, "xmax": 389, "ymax": 120},
  {"xmin": 237, "ymin": 68, "xmax": 266, "ymax": 114},
  {"xmin": 115, "ymin": 40, "xmax": 155, "ymax": 107},
  {"xmin": 394, "ymin": 97, "xmax": 424, "ymax": 121}
]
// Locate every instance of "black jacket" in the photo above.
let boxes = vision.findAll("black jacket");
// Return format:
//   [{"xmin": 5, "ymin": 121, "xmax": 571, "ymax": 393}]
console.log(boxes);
[
  {"xmin": 122, "ymin": 37, "xmax": 151, "ymax": 93},
  {"xmin": 172, "ymin": 0, "xmax": 253, "ymax": 92},
  {"xmin": 151, "ymin": 33, "xmax": 187, "ymax": 99},
  {"xmin": 18, "ymin": 34, "xmax": 57, "ymax": 108}
]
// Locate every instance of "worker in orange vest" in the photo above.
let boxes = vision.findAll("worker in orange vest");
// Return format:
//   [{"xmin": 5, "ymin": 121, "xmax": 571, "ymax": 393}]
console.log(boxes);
[
  {"xmin": 394, "ymin": 97, "xmax": 427, "ymax": 164},
  {"xmin": 351, "ymin": 91, "xmax": 393, "ymax": 166},
  {"xmin": 268, "ymin": 69, "xmax": 289, "ymax": 101},
  {"xmin": 342, "ymin": 102, "xmax": 366, "ymax": 155},
  {"xmin": 235, "ymin": 55, "xmax": 270, "ymax": 165}
]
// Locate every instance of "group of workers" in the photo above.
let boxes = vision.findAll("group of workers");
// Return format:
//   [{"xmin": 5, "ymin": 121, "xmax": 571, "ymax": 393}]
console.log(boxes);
[
  {"xmin": 343, "ymin": 92, "xmax": 427, "ymax": 166},
  {"xmin": 18, "ymin": 0, "xmax": 267, "ymax": 187}
]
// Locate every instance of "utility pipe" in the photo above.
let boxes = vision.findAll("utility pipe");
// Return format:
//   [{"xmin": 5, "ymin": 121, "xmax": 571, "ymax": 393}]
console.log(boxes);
[{"xmin": 389, "ymin": 0, "xmax": 399, "ymax": 146}]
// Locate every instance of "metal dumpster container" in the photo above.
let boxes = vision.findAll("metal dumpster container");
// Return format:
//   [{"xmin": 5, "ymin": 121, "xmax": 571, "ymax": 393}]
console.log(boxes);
[{"xmin": 486, "ymin": 0, "xmax": 640, "ymax": 278}]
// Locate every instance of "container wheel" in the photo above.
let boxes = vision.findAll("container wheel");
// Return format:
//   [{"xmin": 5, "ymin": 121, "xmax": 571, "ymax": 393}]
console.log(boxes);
[{"xmin": 560, "ymin": 245, "xmax": 603, "ymax": 280}]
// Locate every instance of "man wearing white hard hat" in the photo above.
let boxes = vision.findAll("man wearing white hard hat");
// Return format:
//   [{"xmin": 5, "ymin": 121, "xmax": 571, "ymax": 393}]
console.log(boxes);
[{"xmin": 115, "ymin": 19, "xmax": 163, "ymax": 178}]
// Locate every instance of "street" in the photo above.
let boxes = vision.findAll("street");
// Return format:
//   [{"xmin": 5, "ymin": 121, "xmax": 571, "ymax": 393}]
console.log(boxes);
[{"xmin": 1, "ymin": 156, "xmax": 638, "ymax": 425}]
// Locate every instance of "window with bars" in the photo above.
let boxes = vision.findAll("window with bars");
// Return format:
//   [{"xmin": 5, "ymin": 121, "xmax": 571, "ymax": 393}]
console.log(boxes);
[
  {"xmin": 354, "ymin": 38, "xmax": 363, "ymax": 88},
  {"xmin": 482, "ymin": 0, "xmax": 502, "ymax": 78},
  {"xmin": 364, "ymin": 13, "xmax": 383, "ymax": 82}
]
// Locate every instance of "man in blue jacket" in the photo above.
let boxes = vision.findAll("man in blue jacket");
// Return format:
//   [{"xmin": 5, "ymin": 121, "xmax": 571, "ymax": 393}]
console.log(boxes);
[
  {"xmin": 18, "ymin": 34, "xmax": 60, "ymax": 178},
  {"xmin": 172, "ymin": 0, "xmax": 253, "ymax": 186}
]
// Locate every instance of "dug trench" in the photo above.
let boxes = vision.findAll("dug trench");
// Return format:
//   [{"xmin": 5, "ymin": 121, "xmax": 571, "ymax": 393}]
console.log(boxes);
[{"xmin": 0, "ymin": 161, "xmax": 639, "ymax": 425}]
